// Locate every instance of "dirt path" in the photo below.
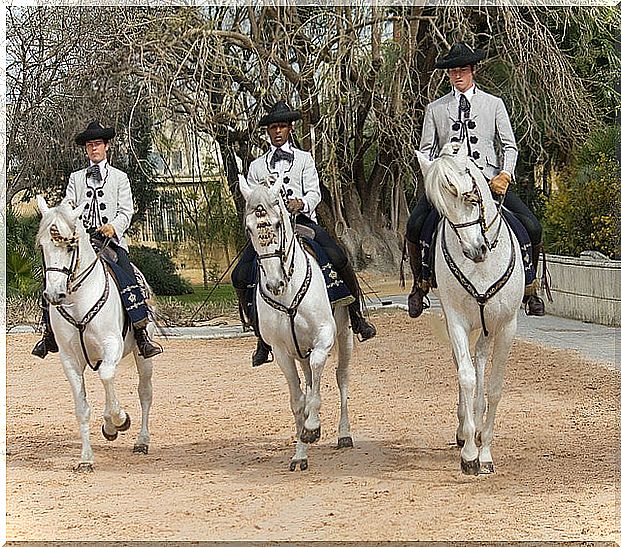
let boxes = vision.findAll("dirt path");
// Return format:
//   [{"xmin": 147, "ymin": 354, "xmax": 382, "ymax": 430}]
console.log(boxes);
[{"xmin": 6, "ymin": 310, "xmax": 618, "ymax": 542}]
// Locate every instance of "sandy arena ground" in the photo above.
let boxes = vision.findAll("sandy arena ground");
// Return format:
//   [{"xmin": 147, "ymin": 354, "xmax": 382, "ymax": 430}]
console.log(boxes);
[{"xmin": 6, "ymin": 309, "xmax": 619, "ymax": 542}]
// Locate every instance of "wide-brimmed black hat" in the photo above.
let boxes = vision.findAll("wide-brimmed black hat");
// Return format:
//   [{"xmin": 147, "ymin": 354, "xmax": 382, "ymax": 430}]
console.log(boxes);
[
  {"xmin": 435, "ymin": 43, "xmax": 486, "ymax": 69},
  {"xmin": 259, "ymin": 100, "xmax": 301, "ymax": 127},
  {"xmin": 74, "ymin": 120, "xmax": 116, "ymax": 145}
]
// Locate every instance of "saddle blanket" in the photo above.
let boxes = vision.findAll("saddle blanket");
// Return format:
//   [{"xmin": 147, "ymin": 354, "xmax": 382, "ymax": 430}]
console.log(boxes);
[{"xmin": 420, "ymin": 209, "xmax": 535, "ymax": 288}]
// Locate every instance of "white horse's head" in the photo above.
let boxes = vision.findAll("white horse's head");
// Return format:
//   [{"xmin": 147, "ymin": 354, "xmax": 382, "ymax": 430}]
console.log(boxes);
[
  {"xmin": 417, "ymin": 143, "xmax": 492, "ymax": 263},
  {"xmin": 36, "ymin": 195, "xmax": 89, "ymax": 305},
  {"xmin": 244, "ymin": 175, "xmax": 294, "ymax": 296}
]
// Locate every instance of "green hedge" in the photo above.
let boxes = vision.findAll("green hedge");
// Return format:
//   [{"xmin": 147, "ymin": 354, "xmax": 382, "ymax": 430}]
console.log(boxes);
[{"xmin": 129, "ymin": 245, "xmax": 193, "ymax": 296}]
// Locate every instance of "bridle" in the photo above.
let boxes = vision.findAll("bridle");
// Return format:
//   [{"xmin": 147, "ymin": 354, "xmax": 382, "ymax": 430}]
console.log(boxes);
[
  {"xmin": 444, "ymin": 167, "xmax": 504, "ymax": 251},
  {"xmin": 249, "ymin": 195, "xmax": 313, "ymax": 360},
  {"xmin": 43, "ymin": 222, "xmax": 113, "ymax": 370},
  {"xmin": 440, "ymin": 167, "xmax": 515, "ymax": 337},
  {"xmin": 44, "ymin": 224, "xmax": 110, "ymax": 294}
]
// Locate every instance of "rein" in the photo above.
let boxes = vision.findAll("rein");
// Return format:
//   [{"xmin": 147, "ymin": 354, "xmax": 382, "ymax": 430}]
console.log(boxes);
[{"xmin": 440, "ymin": 218, "xmax": 516, "ymax": 337}]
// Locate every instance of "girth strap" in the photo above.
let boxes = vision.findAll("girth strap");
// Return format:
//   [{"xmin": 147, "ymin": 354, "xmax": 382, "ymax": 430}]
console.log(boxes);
[
  {"xmin": 56, "ymin": 262, "xmax": 110, "ymax": 370},
  {"xmin": 258, "ymin": 249, "xmax": 313, "ymax": 360},
  {"xmin": 440, "ymin": 219, "xmax": 516, "ymax": 337}
]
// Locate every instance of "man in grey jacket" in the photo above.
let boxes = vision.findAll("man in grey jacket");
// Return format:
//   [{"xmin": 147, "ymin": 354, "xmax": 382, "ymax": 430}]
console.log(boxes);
[
  {"xmin": 405, "ymin": 43, "xmax": 545, "ymax": 318},
  {"xmin": 233, "ymin": 101, "xmax": 376, "ymax": 367},
  {"xmin": 32, "ymin": 121, "xmax": 162, "ymax": 359}
]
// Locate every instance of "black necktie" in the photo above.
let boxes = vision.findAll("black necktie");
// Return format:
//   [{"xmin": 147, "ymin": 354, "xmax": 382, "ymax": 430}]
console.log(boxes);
[
  {"xmin": 270, "ymin": 148, "xmax": 294, "ymax": 168},
  {"xmin": 87, "ymin": 164, "xmax": 102, "ymax": 181},
  {"xmin": 459, "ymin": 94, "xmax": 471, "ymax": 120}
]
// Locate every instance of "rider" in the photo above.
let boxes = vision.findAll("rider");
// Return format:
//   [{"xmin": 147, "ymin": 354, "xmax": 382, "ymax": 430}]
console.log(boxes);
[
  {"xmin": 405, "ymin": 43, "xmax": 546, "ymax": 318},
  {"xmin": 32, "ymin": 120, "xmax": 162, "ymax": 360},
  {"xmin": 232, "ymin": 100, "xmax": 377, "ymax": 367}
]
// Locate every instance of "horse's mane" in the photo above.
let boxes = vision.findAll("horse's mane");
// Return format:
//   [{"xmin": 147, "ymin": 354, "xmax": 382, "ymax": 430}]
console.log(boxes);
[
  {"xmin": 36, "ymin": 201, "xmax": 83, "ymax": 246},
  {"xmin": 424, "ymin": 146, "xmax": 487, "ymax": 218}
]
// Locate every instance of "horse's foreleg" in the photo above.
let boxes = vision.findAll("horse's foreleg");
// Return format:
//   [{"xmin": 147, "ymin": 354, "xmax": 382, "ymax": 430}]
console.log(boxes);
[
  {"xmin": 474, "ymin": 332, "xmax": 493, "ymax": 442},
  {"xmin": 447, "ymin": 321, "xmax": 479, "ymax": 475},
  {"xmin": 479, "ymin": 316, "xmax": 517, "ymax": 474},
  {"xmin": 301, "ymin": 344, "xmax": 329, "ymax": 445},
  {"xmin": 336, "ymin": 317, "xmax": 354, "ymax": 448},
  {"xmin": 61, "ymin": 357, "xmax": 93, "ymax": 471},
  {"xmin": 98, "ymin": 354, "xmax": 128, "ymax": 441},
  {"xmin": 133, "ymin": 351, "xmax": 153, "ymax": 454},
  {"xmin": 273, "ymin": 349, "xmax": 308, "ymax": 470}
]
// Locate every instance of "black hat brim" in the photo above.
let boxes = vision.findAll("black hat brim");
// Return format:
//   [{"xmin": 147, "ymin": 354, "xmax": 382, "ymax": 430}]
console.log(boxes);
[
  {"xmin": 259, "ymin": 110, "xmax": 301, "ymax": 127},
  {"xmin": 435, "ymin": 49, "xmax": 486, "ymax": 69},
  {"xmin": 75, "ymin": 126, "xmax": 116, "ymax": 145}
]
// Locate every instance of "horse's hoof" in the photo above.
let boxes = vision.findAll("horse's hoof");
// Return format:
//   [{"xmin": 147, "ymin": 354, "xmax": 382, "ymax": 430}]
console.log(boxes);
[
  {"xmin": 337, "ymin": 436, "xmax": 353, "ymax": 449},
  {"xmin": 73, "ymin": 462, "xmax": 94, "ymax": 473},
  {"xmin": 117, "ymin": 413, "xmax": 131, "ymax": 432},
  {"xmin": 479, "ymin": 461, "xmax": 494, "ymax": 474},
  {"xmin": 289, "ymin": 458, "xmax": 309, "ymax": 471},
  {"xmin": 300, "ymin": 426, "xmax": 321, "ymax": 444},
  {"xmin": 102, "ymin": 425, "xmax": 118, "ymax": 442},
  {"xmin": 133, "ymin": 443, "xmax": 149, "ymax": 455},
  {"xmin": 455, "ymin": 432, "xmax": 465, "ymax": 447},
  {"xmin": 460, "ymin": 457, "xmax": 480, "ymax": 475}
]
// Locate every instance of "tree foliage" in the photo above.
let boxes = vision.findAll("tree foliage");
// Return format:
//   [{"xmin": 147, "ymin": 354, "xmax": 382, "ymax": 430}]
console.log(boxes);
[
  {"xmin": 7, "ymin": 5, "xmax": 619, "ymax": 271},
  {"xmin": 544, "ymin": 125, "xmax": 620, "ymax": 259}
]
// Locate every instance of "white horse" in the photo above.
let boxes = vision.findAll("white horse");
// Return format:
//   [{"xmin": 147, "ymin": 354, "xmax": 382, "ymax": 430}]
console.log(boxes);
[
  {"xmin": 36, "ymin": 195, "xmax": 154, "ymax": 472},
  {"xmin": 416, "ymin": 143, "xmax": 524, "ymax": 475},
  {"xmin": 243, "ymin": 176, "xmax": 354, "ymax": 471}
]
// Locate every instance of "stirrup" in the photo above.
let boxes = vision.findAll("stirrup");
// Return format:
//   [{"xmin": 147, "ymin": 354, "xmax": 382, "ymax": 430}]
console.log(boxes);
[{"xmin": 252, "ymin": 340, "xmax": 273, "ymax": 367}]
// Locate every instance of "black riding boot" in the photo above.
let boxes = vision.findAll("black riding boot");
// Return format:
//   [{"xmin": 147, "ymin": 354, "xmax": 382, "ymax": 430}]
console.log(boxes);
[
  {"xmin": 236, "ymin": 287, "xmax": 272, "ymax": 366},
  {"xmin": 406, "ymin": 240, "xmax": 429, "ymax": 318},
  {"xmin": 133, "ymin": 326, "xmax": 162, "ymax": 358},
  {"xmin": 524, "ymin": 243, "xmax": 545, "ymax": 316},
  {"xmin": 32, "ymin": 326, "xmax": 59, "ymax": 359},
  {"xmin": 338, "ymin": 261, "xmax": 377, "ymax": 341}
]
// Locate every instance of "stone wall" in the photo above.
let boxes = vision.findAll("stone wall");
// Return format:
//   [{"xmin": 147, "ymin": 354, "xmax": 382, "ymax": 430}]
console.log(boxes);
[{"xmin": 544, "ymin": 253, "xmax": 620, "ymax": 327}]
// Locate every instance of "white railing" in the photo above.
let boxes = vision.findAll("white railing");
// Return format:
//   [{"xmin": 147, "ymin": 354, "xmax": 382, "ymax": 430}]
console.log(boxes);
[{"xmin": 544, "ymin": 253, "xmax": 621, "ymax": 327}]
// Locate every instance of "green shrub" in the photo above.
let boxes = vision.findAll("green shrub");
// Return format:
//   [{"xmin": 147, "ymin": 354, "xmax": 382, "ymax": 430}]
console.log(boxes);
[
  {"xmin": 544, "ymin": 126, "xmax": 620, "ymax": 258},
  {"xmin": 7, "ymin": 210, "xmax": 42, "ymax": 297},
  {"xmin": 129, "ymin": 245, "xmax": 193, "ymax": 296}
]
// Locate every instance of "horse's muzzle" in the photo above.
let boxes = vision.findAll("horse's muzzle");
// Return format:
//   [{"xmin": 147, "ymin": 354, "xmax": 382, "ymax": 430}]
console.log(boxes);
[
  {"xmin": 464, "ymin": 244, "xmax": 488, "ymax": 263},
  {"xmin": 43, "ymin": 290, "xmax": 67, "ymax": 306}
]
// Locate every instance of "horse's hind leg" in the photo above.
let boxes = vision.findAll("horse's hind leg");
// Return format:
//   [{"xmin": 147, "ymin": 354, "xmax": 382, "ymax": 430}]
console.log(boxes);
[
  {"xmin": 336, "ymin": 314, "xmax": 354, "ymax": 448},
  {"xmin": 479, "ymin": 316, "xmax": 517, "ymax": 474},
  {"xmin": 133, "ymin": 351, "xmax": 153, "ymax": 454},
  {"xmin": 61, "ymin": 357, "xmax": 94, "ymax": 472}
]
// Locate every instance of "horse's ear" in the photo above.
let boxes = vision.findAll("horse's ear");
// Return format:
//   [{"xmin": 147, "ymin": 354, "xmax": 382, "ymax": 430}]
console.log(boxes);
[
  {"xmin": 69, "ymin": 201, "xmax": 88, "ymax": 223},
  {"xmin": 416, "ymin": 151, "xmax": 432, "ymax": 178},
  {"xmin": 270, "ymin": 174, "xmax": 284, "ymax": 199},
  {"xmin": 36, "ymin": 195, "xmax": 49, "ymax": 215}
]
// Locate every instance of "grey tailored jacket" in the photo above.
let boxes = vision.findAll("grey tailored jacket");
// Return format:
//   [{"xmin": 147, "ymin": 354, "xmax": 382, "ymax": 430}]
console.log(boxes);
[
  {"xmin": 241, "ymin": 145, "xmax": 321, "ymax": 222},
  {"xmin": 419, "ymin": 86, "xmax": 518, "ymax": 180},
  {"xmin": 64, "ymin": 160, "xmax": 134, "ymax": 250}
]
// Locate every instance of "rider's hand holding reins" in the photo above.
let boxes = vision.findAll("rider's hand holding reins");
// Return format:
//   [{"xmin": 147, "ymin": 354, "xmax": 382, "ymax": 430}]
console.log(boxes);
[
  {"xmin": 286, "ymin": 198, "xmax": 304, "ymax": 215},
  {"xmin": 489, "ymin": 172, "xmax": 510, "ymax": 195},
  {"xmin": 98, "ymin": 223, "xmax": 116, "ymax": 238}
]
